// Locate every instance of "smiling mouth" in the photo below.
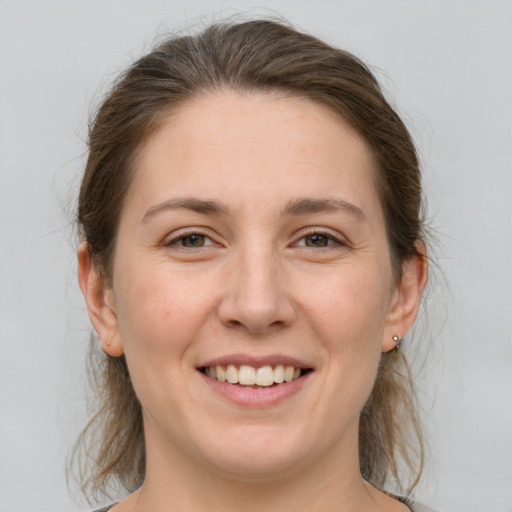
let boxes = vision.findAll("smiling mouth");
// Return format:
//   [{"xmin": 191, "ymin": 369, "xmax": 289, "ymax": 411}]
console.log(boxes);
[{"xmin": 199, "ymin": 364, "xmax": 312, "ymax": 387}]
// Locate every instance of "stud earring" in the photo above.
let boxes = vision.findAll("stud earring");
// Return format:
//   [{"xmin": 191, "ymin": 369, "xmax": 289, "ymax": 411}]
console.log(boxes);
[
  {"xmin": 105, "ymin": 340, "xmax": 111, "ymax": 347},
  {"xmin": 392, "ymin": 335, "xmax": 402, "ymax": 349}
]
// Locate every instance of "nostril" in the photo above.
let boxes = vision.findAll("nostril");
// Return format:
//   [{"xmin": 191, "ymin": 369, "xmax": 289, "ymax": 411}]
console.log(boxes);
[
  {"xmin": 225, "ymin": 318, "xmax": 286, "ymax": 333},
  {"xmin": 226, "ymin": 319, "xmax": 243, "ymax": 328}
]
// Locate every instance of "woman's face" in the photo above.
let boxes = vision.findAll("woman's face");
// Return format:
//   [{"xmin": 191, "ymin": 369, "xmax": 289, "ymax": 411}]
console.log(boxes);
[{"xmin": 96, "ymin": 91, "xmax": 416, "ymax": 478}]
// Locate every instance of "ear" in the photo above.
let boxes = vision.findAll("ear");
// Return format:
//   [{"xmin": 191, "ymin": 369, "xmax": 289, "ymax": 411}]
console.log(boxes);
[
  {"xmin": 77, "ymin": 241, "xmax": 124, "ymax": 357},
  {"xmin": 382, "ymin": 243, "xmax": 428, "ymax": 352}
]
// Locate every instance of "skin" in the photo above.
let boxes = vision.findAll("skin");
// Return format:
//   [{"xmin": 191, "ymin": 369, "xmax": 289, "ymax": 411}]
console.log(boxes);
[{"xmin": 79, "ymin": 91, "xmax": 427, "ymax": 512}]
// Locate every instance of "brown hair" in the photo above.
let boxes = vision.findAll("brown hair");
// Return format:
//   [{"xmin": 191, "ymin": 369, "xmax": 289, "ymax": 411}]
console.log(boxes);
[{"xmin": 75, "ymin": 19, "xmax": 426, "ymax": 500}]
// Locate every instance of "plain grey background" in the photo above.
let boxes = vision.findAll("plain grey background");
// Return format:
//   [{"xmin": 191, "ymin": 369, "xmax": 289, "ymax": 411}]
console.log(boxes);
[{"xmin": 1, "ymin": 1, "xmax": 511, "ymax": 511}]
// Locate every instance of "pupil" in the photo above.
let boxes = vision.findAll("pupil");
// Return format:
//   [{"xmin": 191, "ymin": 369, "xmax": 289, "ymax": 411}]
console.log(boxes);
[{"xmin": 184, "ymin": 234, "xmax": 204, "ymax": 247}]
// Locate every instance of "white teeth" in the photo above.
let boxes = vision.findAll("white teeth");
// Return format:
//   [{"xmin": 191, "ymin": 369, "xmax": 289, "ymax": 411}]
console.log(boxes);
[
  {"xmin": 205, "ymin": 364, "xmax": 305, "ymax": 386},
  {"xmin": 255, "ymin": 365, "xmax": 274, "ymax": 386},
  {"xmin": 226, "ymin": 364, "xmax": 238, "ymax": 384},
  {"xmin": 284, "ymin": 365, "xmax": 295, "ymax": 382},
  {"xmin": 216, "ymin": 365, "xmax": 226, "ymax": 382},
  {"xmin": 239, "ymin": 365, "xmax": 256, "ymax": 385},
  {"xmin": 274, "ymin": 365, "xmax": 285, "ymax": 383}
]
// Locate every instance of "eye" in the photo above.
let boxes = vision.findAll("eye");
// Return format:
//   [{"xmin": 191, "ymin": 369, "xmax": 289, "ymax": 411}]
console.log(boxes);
[
  {"xmin": 166, "ymin": 232, "xmax": 215, "ymax": 248},
  {"xmin": 294, "ymin": 230, "xmax": 345, "ymax": 249}
]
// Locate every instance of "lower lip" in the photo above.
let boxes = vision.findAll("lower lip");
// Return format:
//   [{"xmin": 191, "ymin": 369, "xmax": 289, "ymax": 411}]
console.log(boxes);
[{"xmin": 200, "ymin": 371, "xmax": 313, "ymax": 407}]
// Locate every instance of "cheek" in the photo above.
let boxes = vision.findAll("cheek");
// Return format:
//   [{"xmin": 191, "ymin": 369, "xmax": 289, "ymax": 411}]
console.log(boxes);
[
  {"xmin": 112, "ymin": 268, "xmax": 212, "ymax": 413},
  {"xmin": 113, "ymin": 263, "xmax": 213, "ymax": 359},
  {"xmin": 300, "ymin": 265, "xmax": 390, "ymax": 403},
  {"xmin": 303, "ymin": 264, "xmax": 391, "ymax": 343}
]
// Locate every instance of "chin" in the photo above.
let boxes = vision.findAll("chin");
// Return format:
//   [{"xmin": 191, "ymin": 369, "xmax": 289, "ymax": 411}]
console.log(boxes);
[{"xmin": 195, "ymin": 424, "xmax": 314, "ymax": 478}]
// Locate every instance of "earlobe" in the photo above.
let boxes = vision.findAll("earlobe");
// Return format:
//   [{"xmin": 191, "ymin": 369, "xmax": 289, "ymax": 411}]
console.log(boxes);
[
  {"xmin": 77, "ymin": 241, "xmax": 124, "ymax": 357},
  {"xmin": 382, "ymin": 244, "xmax": 428, "ymax": 353}
]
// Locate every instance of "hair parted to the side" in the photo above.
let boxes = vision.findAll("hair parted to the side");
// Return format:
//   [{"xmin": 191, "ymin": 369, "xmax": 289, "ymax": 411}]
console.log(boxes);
[{"xmin": 73, "ymin": 18, "xmax": 427, "ymax": 501}]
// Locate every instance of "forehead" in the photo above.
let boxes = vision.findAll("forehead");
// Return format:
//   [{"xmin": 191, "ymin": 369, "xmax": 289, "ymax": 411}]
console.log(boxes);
[{"xmin": 126, "ymin": 91, "xmax": 381, "ymax": 221}]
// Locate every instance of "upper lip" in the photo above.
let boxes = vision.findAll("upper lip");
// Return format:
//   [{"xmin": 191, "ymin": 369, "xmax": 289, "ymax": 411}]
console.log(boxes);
[{"xmin": 198, "ymin": 354, "xmax": 313, "ymax": 369}]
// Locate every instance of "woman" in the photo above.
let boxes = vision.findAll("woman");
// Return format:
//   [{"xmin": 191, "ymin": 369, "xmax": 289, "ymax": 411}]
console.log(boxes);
[{"xmin": 75, "ymin": 19, "xmax": 435, "ymax": 512}]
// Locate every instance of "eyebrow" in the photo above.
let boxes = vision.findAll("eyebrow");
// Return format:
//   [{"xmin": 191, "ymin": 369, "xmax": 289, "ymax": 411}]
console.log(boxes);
[
  {"xmin": 283, "ymin": 198, "xmax": 368, "ymax": 223},
  {"xmin": 142, "ymin": 197, "xmax": 229, "ymax": 223},
  {"xmin": 141, "ymin": 196, "xmax": 367, "ymax": 223}
]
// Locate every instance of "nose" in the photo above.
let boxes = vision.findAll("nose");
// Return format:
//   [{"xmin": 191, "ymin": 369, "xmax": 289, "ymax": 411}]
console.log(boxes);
[{"xmin": 217, "ymin": 247, "xmax": 296, "ymax": 334}]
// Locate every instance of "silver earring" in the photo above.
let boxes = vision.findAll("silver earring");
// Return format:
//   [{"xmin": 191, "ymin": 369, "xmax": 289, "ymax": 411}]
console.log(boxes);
[{"xmin": 392, "ymin": 335, "xmax": 402, "ymax": 349}]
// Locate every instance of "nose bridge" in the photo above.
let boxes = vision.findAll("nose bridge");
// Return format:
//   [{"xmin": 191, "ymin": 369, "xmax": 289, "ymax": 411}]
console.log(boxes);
[
  {"xmin": 219, "ymin": 239, "xmax": 295, "ymax": 332},
  {"xmin": 240, "ymin": 244, "xmax": 279, "ymax": 304}
]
